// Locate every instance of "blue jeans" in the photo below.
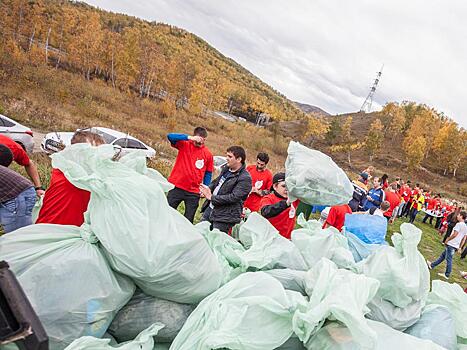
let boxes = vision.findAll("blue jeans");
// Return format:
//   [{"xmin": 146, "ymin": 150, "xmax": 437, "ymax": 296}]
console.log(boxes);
[
  {"xmin": 431, "ymin": 245, "xmax": 456, "ymax": 277},
  {"xmin": 0, "ymin": 187, "xmax": 36, "ymax": 233},
  {"xmin": 409, "ymin": 209, "xmax": 419, "ymax": 223}
]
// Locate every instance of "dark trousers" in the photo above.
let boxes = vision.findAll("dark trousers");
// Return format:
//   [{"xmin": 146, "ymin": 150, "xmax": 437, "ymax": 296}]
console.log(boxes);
[
  {"xmin": 409, "ymin": 208, "xmax": 419, "ymax": 223},
  {"xmin": 422, "ymin": 213, "xmax": 433, "ymax": 225},
  {"xmin": 201, "ymin": 206, "xmax": 235, "ymax": 233},
  {"xmin": 402, "ymin": 202, "xmax": 412, "ymax": 217},
  {"xmin": 461, "ymin": 246, "xmax": 467, "ymax": 259},
  {"xmin": 435, "ymin": 217, "xmax": 442, "ymax": 229},
  {"xmin": 167, "ymin": 187, "xmax": 200, "ymax": 223}
]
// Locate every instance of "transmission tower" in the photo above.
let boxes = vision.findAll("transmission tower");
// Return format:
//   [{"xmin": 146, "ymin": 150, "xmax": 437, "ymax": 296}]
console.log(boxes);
[{"xmin": 360, "ymin": 65, "xmax": 384, "ymax": 113}]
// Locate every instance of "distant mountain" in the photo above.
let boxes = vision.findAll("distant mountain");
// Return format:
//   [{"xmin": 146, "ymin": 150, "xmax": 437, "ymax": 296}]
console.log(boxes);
[{"xmin": 294, "ymin": 101, "xmax": 330, "ymax": 117}]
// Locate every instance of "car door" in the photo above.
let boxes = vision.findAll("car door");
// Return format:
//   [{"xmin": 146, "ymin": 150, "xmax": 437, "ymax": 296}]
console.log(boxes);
[{"xmin": 0, "ymin": 116, "xmax": 14, "ymax": 135}]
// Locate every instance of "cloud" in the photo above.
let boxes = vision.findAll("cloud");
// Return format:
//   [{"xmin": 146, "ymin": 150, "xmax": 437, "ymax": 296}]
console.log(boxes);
[{"xmin": 85, "ymin": 0, "xmax": 467, "ymax": 127}]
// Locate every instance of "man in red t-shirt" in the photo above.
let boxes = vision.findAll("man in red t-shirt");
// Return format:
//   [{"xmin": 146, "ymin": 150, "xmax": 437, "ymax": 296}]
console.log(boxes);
[
  {"xmin": 0, "ymin": 134, "xmax": 44, "ymax": 196},
  {"xmin": 244, "ymin": 152, "xmax": 273, "ymax": 212},
  {"xmin": 260, "ymin": 172, "xmax": 298, "ymax": 239},
  {"xmin": 384, "ymin": 184, "xmax": 401, "ymax": 223},
  {"xmin": 323, "ymin": 203, "xmax": 352, "ymax": 231},
  {"xmin": 167, "ymin": 127, "xmax": 214, "ymax": 223},
  {"xmin": 36, "ymin": 131, "xmax": 105, "ymax": 226}
]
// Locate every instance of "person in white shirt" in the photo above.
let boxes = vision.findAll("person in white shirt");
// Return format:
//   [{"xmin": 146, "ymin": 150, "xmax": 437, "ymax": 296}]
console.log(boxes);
[{"xmin": 427, "ymin": 211, "xmax": 467, "ymax": 279}]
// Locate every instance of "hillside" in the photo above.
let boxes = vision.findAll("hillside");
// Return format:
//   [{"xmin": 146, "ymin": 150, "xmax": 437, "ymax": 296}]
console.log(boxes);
[
  {"xmin": 0, "ymin": 0, "xmax": 305, "ymax": 122},
  {"xmin": 294, "ymin": 101, "xmax": 330, "ymax": 117}
]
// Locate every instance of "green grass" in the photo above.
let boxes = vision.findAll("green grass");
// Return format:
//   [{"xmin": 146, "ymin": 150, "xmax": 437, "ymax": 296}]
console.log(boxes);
[{"xmin": 388, "ymin": 215, "xmax": 467, "ymax": 289}]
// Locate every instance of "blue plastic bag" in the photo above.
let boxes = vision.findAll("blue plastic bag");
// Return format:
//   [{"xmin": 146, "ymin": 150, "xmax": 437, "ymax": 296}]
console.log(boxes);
[
  {"xmin": 344, "ymin": 230, "xmax": 385, "ymax": 262},
  {"xmin": 344, "ymin": 213, "xmax": 387, "ymax": 244}
]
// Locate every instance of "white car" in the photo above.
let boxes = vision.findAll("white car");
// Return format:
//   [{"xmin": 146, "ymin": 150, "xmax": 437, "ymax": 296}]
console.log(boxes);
[
  {"xmin": 41, "ymin": 127, "xmax": 156, "ymax": 159},
  {"xmin": 0, "ymin": 114, "xmax": 34, "ymax": 153},
  {"xmin": 213, "ymin": 155, "xmax": 227, "ymax": 171}
]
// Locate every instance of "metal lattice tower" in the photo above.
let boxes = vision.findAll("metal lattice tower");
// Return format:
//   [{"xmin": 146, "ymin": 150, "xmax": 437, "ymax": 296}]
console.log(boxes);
[{"xmin": 360, "ymin": 65, "xmax": 384, "ymax": 113}]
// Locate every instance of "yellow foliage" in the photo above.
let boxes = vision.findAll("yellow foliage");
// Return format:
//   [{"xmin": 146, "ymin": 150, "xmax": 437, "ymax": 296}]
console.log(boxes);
[{"xmin": 404, "ymin": 135, "xmax": 427, "ymax": 172}]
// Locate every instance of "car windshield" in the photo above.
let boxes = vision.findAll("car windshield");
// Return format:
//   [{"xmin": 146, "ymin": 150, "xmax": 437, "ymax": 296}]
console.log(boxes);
[{"xmin": 89, "ymin": 128, "xmax": 117, "ymax": 144}]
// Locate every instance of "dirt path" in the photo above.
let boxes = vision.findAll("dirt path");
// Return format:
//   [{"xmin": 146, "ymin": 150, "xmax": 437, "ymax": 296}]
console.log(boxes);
[{"xmin": 32, "ymin": 129, "xmax": 46, "ymax": 153}]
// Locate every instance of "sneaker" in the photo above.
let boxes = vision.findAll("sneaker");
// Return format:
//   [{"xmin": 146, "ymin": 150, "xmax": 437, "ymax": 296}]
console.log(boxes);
[
  {"xmin": 460, "ymin": 271, "xmax": 467, "ymax": 279},
  {"xmin": 437, "ymin": 273, "xmax": 449, "ymax": 280},
  {"xmin": 426, "ymin": 260, "xmax": 432, "ymax": 270}
]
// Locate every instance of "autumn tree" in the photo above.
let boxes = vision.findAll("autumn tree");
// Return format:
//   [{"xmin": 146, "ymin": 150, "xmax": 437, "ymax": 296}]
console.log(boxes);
[
  {"xmin": 325, "ymin": 117, "xmax": 342, "ymax": 144},
  {"xmin": 404, "ymin": 135, "xmax": 427, "ymax": 172},
  {"xmin": 432, "ymin": 122, "xmax": 467, "ymax": 176},
  {"xmin": 302, "ymin": 115, "xmax": 329, "ymax": 146},
  {"xmin": 381, "ymin": 102, "xmax": 406, "ymax": 138},
  {"xmin": 329, "ymin": 116, "xmax": 364, "ymax": 166},
  {"xmin": 365, "ymin": 118, "xmax": 384, "ymax": 161}
]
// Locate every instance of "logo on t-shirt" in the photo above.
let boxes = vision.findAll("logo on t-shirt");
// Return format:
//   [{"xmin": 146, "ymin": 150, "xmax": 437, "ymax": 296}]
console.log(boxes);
[
  {"xmin": 289, "ymin": 203, "xmax": 296, "ymax": 218},
  {"xmin": 195, "ymin": 159, "xmax": 205, "ymax": 170},
  {"xmin": 255, "ymin": 180, "xmax": 264, "ymax": 189}
]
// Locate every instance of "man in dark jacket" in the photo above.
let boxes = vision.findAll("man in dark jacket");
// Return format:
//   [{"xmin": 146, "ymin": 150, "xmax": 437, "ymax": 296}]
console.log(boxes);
[
  {"xmin": 199, "ymin": 145, "xmax": 252, "ymax": 233},
  {"xmin": 362, "ymin": 176, "xmax": 385, "ymax": 211},
  {"xmin": 348, "ymin": 172, "xmax": 368, "ymax": 212}
]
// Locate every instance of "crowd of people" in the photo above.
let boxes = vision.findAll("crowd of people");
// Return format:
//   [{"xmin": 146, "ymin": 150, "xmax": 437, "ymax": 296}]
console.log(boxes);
[{"xmin": 1, "ymin": 126, "xmax": 466, "ymax": 281}]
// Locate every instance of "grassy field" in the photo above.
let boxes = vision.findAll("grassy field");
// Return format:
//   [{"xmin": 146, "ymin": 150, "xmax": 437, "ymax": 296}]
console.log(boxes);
[{"xmin": 388, "ymin": 215, "xmax": 467, "ymax": 288}]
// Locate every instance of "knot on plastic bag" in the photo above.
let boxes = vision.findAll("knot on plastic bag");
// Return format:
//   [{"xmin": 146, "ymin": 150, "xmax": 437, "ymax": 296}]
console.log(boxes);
[{"xmin": 79, "ymin": 223, "xmax": 99, "ymax": 244}]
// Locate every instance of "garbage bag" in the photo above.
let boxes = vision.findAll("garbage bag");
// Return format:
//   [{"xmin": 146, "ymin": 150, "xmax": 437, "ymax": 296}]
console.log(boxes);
[
  {"xmin": 366, "ymin": 296, "xmax": 422, "ymax": 331},
  {"xmin": 265, "ymin": 269, "xmax": 307, "ymax": 295},
  {"xmin": 285, "ymin": 141, "xmax": 353, "ymax": 206},
  {"xmin": 307, "ymin": 319, "xmax": 446, "ymax": 350},
  {"xmin": 426, "ymin": 280, "xmax": 467, "ymax": 343},
  {"xmin": 196, "ymin": 221, "xmax": 245, "ymax": 283},
  {"xmin": 404, "ymin": 305, "xmax": 457, "ymax": 350},
  {"xmin": 344, "ymin": 213, "xmax": 388, "ymax": 244},
  {"xmin": 237, "ymin": 213, "xmax": 308, "ymax": 271},
  {"xmin": 64, "ymin": 323, "xmax": 163, "ymax": 350},
  {"xmin": 292, "ymin": 259, "xmax": 380, "ymax": 349},
  {"xmin": 108, "ymin": 290, "xmax": 195, "ymax": 343},
  {"xmin": 275, "ymin": 336, "xmax": 306, "ymax": 350},
  {"xmin": 170, "ymin": 272, "xmax": 307, "ymax": 350},
  {"xmin": 291, "ymin": 215, "xmax": 355, "ymax": 269},
  {"xmin": 356, "ymin": 223, "xmax": 430, "ymax": 308},
  {"xmin": 344, "ymin": 230, "xmax": 384, "ymax": 262},
  {"xmin": 0, "ymin": 224, "xmax": 135, "ymax": 350},
  {"xmin": 52, "ymin": 144, "xmax": 223, "ymax": 303},
  {"xmin": 31, "ymin": 195, "xmax": 43, "ymax": 223}
]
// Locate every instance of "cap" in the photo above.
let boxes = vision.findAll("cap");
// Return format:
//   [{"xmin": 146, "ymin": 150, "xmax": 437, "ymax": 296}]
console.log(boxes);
[
  {"xmin": 273, "ymin": 172, "xmax": 286, "ymax": 184},
  {"xmin": 360, "ymin": 172, "xmax": 369, "ymax": 181}
]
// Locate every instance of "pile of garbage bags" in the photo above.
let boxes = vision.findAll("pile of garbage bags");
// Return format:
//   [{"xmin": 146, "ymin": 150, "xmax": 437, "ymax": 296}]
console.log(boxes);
[{"xmin": 0, "ymin": 142, "xmax": 464, "ymax": 350}]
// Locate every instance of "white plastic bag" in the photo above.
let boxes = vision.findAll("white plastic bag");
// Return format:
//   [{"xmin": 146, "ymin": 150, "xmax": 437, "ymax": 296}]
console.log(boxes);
[
  {"xmin": 64, "ymin": 323, "xmax": 163, "ymax": 350},
  {"xmin": 237, "ymin": 213, "xmax": 308, "ymax": 271},
  {"xmin": 0, "ymin": 224, "xmax": 135, "ymax": 349},
  {"xmin": 366, "ymin": 297, "xmax": 422, "ymax": 331},
  {"xmin": 52, "ymin": 144, "xmax": 223, "ymax": 303},
  {"xmin": 426, "ymin": 280, "xmax": 467, "ymax": 343},
  {"xmin": 291, "ymin": 215, "xmax": 355, "ymax": 269},
  {"xmin": 171, "ymin": 272, "xmax": 306, "ymax": 350},
  {"xmin": 356, "ymin": 223, "xmax": 430, "ymax": 308},
  {"xmin": 293, "ymin": 259, "xmax": 380, "ymax": 349},
  {"xmin": 285, "ymin": 141, "xmax": 353, "ymax": 205},
  {"xmin": 307, "ymin": 319, "xmax": 446, "ymax": 349}
]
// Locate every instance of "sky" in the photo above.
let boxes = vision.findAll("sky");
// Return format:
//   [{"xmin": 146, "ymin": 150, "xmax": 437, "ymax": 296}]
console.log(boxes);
[{"xmin": 85, "ymin": 0, "xmax": 467, "ymax": 127}]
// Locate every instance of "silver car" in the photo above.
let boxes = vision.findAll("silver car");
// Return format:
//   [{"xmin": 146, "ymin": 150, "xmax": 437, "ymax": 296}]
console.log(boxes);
[{"xmin": 0, "ymin": 114, "xmax": 34, "ymax": 153}]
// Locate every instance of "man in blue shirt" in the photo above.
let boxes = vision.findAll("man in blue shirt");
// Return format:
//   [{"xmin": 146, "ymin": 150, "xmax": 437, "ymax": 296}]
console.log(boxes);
[{"xmin": 363, "ymin": 176, "xmax": 385, "ymax": 212}]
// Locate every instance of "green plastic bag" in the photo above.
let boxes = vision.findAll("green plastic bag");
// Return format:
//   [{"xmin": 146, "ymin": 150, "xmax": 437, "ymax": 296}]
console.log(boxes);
[
  {"xmin": 109, "ymin": 290, "xmax": 195, "ymax": 343},
  {"xmin": 285, "ymin": 141, "xmax": 353, "ymax": 205},
  {"xmin": 265, "ymin": 269, "xmax": 307, "ymax": 295},
  {"xmin": 366, "ymin": 297, "xmax": 422, "ymax": 331},
  {"xmin": 237, "ymin": 213, "xmax": 308, "ymax": 271},
  {"xmin": 292, "ymin": 259, "xmax": 380, "ymax": 349},
  {"xmin": 170, "ymin": 272, "xmax": 307, "ymax": 350},
  {"xmin": 291, "ymin": 215, "xmax": 355, "ymax": 269},
  {"xmin": 64, "ymin": 323, "xmax": 163, "ymax": 350},
  {"xmin": 426, "ymin": 280, "xmax": 467, "ymax": 344},
  {"xmin": 356, "ymin": 223, "xmax": 430, "ymax": 308},
  {"xmin": 0, "ymin": 224, "xmax": 135, "ymax": 349},
  {"xmin": 52, "ymin": 144, "xmax": 223, "ymax": 303},
  {"xmin": 196, "ymin": 221, "xmax": 245, "ymax": 284},
  {"xmin": 307, "ymin": 319, "xmax": 446, "ymax": 349}
]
